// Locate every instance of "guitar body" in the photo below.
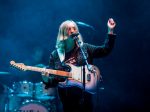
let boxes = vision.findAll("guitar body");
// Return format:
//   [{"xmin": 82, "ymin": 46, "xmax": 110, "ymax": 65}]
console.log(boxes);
[
  {"xmin": 59, "ymin": 64, "xmax": 101, "ymax": 94},
  {"xmin": 10, "ymin": 61, "xmax": 101, "ymax": 93}
]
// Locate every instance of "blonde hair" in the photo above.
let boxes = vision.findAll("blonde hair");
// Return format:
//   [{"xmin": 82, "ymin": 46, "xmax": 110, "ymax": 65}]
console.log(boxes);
[
  {"xmin": 56, "ymin": 20, "xmax": 83, "ymax": 49},
  {"xmin": 55, "ymin": 20, "xmax": 84, "ymax": 62}
]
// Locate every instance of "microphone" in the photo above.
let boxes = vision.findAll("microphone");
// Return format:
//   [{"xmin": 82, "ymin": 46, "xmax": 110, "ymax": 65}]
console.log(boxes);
[
  {"xmin": 70, "ymin": 33, "xmax": 83, "ymax": 46},
  {"xmin": 69, "ymin": 33, "xmax": 81, "ymax": 44},
  {"xmin": 70, "ymin": 32, "xmax": 79, "ymax": 38},
  {"xmin": 76, "ymin": 21, "xmax": 95, "ymax": 31}
]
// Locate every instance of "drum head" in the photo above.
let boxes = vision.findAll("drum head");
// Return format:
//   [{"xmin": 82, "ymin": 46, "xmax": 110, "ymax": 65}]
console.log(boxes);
[{"xmin": 12, "ymin": 81, "xmax": 33, "ymax": 97}]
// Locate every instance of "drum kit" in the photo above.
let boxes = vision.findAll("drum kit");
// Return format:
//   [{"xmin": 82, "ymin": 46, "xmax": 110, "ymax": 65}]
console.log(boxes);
[{"xmin": 0, "ymin": 71, "xmax": 56, "ymax": 112}]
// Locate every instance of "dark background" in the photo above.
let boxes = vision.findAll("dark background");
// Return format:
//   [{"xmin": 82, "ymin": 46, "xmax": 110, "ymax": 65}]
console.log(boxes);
[{"xmin": 0, "ymin": 0, "xmax": 149, "ymax": 112}]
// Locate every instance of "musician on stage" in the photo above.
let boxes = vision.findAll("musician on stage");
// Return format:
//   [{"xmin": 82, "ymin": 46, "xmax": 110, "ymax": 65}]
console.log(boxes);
[{"xmin": 42, "ymin": 19, "xmax": 116, "ymax": 112}]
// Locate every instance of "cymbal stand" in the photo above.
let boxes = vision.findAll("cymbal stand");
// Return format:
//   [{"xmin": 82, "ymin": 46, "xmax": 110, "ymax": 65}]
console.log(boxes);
[{"xmin": 4, "ymin": 86, "xmax": 13, "ymax": 112}]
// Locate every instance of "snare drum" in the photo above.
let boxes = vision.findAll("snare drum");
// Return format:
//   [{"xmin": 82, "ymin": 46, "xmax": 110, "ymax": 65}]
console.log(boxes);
[
  {"xmin": 14, "ymin": 100, "xmax": 49, "ymax": 112},
  {"xmin": 12, "ymin": 81, "xmax": 33, "ymax": 97},
  {"xmin": 35, "ymin": 82, "xmax": 56, "ymax": 100}
]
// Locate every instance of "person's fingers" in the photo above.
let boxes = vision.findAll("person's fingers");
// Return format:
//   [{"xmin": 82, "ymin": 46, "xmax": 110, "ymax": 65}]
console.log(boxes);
[{"xmin": 41, "ymin": 72, "xmax": 49, "ymax": 76}]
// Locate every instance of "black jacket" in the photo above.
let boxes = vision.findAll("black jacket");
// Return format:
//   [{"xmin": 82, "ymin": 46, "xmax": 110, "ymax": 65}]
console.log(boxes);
[{"xmin": 43, "ymin": 34, "xmax": 116, "ymax": 88}]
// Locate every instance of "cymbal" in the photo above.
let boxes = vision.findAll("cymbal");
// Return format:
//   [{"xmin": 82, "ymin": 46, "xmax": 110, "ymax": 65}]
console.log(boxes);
[{"xmin": 0, "ymin": 71, "xmax": 10, "ymax": 75}]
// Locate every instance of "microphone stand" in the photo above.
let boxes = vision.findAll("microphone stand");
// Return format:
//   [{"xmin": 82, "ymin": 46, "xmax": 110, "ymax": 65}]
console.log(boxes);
[{"xmin": 73, "ymin": 34, "xmax": 95, "ymax": 106}]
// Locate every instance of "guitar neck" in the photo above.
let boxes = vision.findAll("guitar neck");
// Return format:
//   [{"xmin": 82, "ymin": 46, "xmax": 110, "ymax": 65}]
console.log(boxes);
[{"xmin": 25, "ymin": 66, "xmax": 70, "ymax": 77}]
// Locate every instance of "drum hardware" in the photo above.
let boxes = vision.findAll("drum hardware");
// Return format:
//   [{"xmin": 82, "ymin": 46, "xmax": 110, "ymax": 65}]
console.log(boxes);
[
  {"xmin": 2, "ymin": 81, "xmax": 56, "ymax": 112},
  {"xmin": 0, "ymin": 83, "xmax": 14, "ymax": 112},
  {"xmin": 8, "ymin": 94, "xmax": 25, "ymax": 111},
  {"xmin": 12, "ymin": 81, "xmax": 55, "ymax": 100}
]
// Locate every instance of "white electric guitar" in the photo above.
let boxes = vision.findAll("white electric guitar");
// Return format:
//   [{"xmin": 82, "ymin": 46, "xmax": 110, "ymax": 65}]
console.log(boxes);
[{"xmin": 10, "ymin": 60, "xmax": 101, "ymax": 93}]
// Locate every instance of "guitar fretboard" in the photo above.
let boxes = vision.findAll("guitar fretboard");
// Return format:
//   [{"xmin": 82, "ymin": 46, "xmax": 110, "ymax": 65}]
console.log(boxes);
[{"xmin": 26, "ymin": 66, "xmax": 70, "ymax": 77}]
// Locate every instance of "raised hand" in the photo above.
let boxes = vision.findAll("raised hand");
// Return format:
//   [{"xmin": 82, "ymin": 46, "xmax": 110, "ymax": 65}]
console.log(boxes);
[{"xmin": 107, "ymin": 18, "xmax": 116, "ymax": 34}]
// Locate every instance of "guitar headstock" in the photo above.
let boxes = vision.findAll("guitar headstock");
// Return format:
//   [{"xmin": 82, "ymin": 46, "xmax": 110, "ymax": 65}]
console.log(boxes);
[{"xmin": 10, "ymin": 60, "xmax": 27, "ymax": 71}]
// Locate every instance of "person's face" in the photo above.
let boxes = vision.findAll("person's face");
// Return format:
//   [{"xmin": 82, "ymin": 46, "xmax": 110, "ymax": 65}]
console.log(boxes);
[{"xmin": 66, "ymin": 23, "xmax": 77, "ymax": 36}]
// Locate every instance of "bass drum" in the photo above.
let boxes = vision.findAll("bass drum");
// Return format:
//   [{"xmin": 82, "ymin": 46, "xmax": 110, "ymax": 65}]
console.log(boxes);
[{"xmin": 14, "ymin": 100, "xmax": 50, "ymax": 112}]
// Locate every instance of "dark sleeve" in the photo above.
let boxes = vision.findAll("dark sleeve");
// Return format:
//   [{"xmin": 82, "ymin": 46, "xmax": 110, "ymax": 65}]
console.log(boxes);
[
  {"xmin": 85, "ymin": 34, "xmax": 116, "ymax": 58},
  {"xmin": 42, "ymin": 51, "xmax": 66, "ymax": 88},
  {"xmin": 42, "ymin": 53, "xmax": 57, "ymax": 88}
]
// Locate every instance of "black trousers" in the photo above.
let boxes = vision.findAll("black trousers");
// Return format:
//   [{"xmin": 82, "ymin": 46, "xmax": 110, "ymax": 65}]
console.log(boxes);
[{"xmin": 58, "ymin": 86, "xmax": 96, "ymax": 112}]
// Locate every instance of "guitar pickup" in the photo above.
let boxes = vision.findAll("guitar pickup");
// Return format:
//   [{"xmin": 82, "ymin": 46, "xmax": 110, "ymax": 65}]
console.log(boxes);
[{"xmin": 87, "ymin": 74, "xmax": 91, "ymax": 81}]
